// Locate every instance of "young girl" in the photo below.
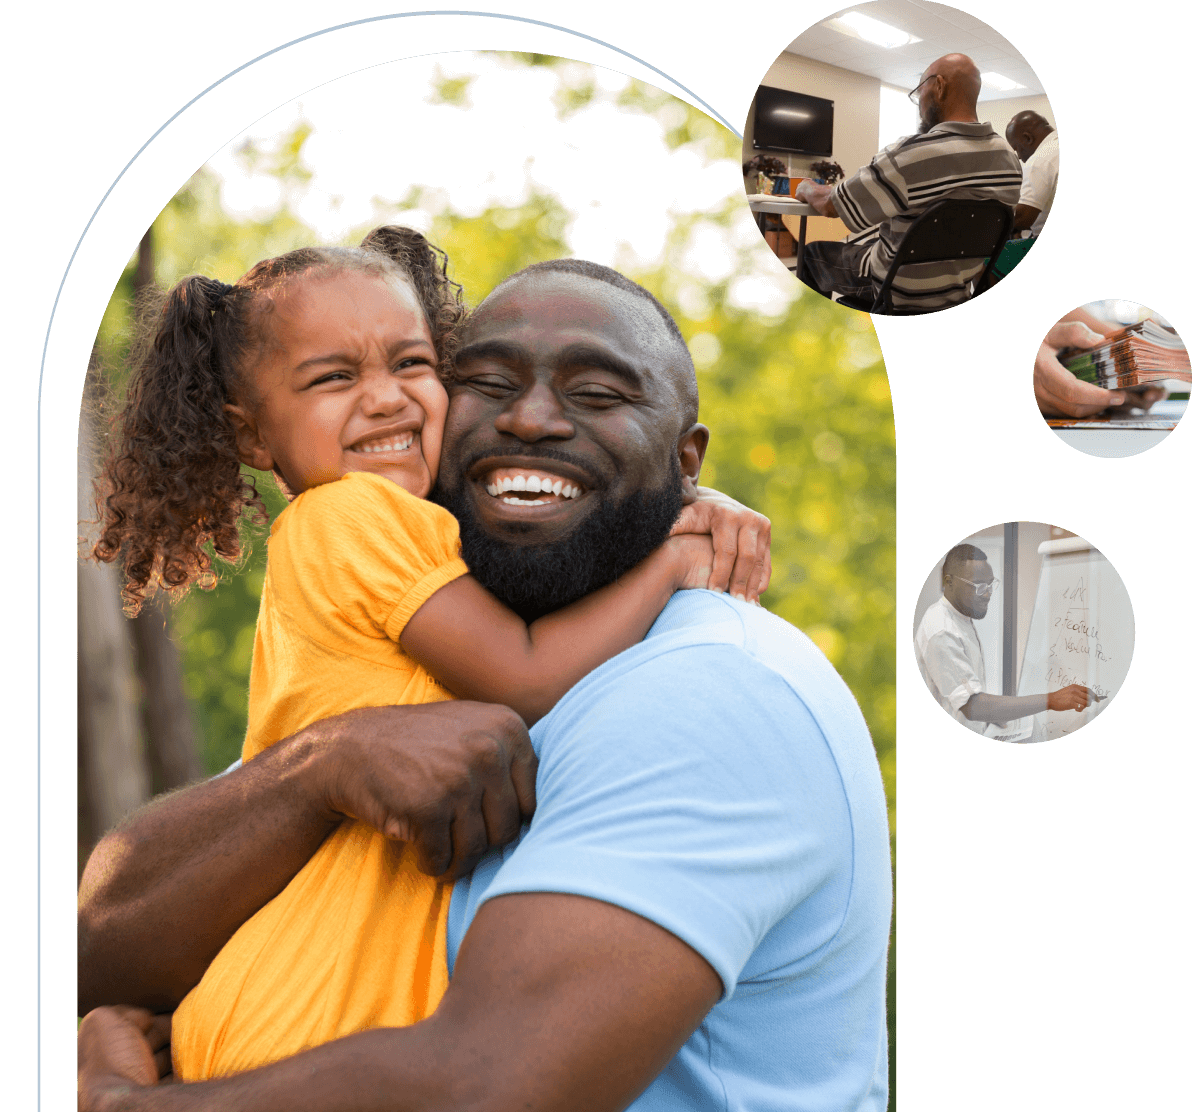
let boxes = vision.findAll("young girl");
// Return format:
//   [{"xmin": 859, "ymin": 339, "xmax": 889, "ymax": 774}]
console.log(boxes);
[{"xmin": 92, "ymin": 227, "xmax": 766, "ymax": 1081}]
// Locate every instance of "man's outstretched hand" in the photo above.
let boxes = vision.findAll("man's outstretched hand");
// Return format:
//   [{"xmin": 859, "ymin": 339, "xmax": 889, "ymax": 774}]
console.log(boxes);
[{"xmin": 308, "ymin": 702, "xmax": 536, "ymax": 879}]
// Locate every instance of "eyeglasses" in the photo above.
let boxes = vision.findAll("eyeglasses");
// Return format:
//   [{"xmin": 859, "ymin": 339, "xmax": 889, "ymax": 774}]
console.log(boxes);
[
  {"xmin": 907, "ymin": 73, "xmax": 940, "ymax": 103},
  {"xmin": 952, "ymin": 575, "xmax": 1000, "ymax": 598}
]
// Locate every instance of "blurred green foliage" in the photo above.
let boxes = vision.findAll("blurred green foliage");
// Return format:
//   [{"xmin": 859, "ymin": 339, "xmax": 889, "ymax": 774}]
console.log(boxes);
[{"xmin": 88, "ymin": 55, "xmax": 895, "ymax": 1093}]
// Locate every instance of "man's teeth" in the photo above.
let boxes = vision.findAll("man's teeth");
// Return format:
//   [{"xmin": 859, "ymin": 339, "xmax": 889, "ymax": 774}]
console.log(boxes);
[
  {"xmin": 356, "ymin": 434, "xmax": 414, "ymax": 454},
  {"xmin": 484, "ymin": 475, "xmax": 580, "ymax": 500}
]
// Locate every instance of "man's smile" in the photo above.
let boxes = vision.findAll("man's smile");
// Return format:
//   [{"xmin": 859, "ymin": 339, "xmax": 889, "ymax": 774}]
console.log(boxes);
[
  {"xmin": 463, "ymin": 454, "xmax": 598, "ymax": 522},
  {"xmin": 483, "ymin": 467, "xmax": 585, "ymax": 505}
]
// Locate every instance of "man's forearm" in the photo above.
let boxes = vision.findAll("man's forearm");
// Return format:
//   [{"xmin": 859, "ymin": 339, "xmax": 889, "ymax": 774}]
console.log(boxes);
[
  {"xmin": 962, "ymin": 692, "xmax": 1048, "ymax": 723},
  {"xmin": 79, "ymin": 702, "xmax": 537, "ymax": 1015},
  {"xmin": 79, "ymin": 734, "xmax": 337, "ymax": 1013},
  {"xmin": 82, "ymin": 894, "xmax": 718, "ymax": 1112},
  {"xmin": 95, "ymin": 1025, "xmax": 459, "ymax": 1112}
]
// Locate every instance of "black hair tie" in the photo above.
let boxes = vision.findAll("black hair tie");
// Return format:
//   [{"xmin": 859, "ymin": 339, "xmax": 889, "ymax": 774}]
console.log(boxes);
[{"xmin": 208, "ymin": 278, "xmax": 235, "ymax": 310}]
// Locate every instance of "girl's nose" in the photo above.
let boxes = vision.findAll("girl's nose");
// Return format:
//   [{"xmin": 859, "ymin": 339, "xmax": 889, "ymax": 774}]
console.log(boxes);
[
  {"xmin": 359, "ymin": 369, "xmax": 410, "ymax": 416},
  {"xmin": 493, "ymin": 383, "xmax": 575, "ymax": 442}
]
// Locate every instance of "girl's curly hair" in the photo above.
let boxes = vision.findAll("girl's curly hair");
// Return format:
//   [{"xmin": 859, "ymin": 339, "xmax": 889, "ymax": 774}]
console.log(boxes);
[{"xmin": 91, "ymin": 226, "xmax": 467, "ymax": 614}]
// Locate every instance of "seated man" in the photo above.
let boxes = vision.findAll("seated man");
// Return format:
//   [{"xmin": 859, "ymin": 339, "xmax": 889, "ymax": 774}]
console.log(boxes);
[
  {"xmin": 988, "ymin": 110, "xmax": 1059, "ymax": 280},
  {"xmin": 795, "ymin": 53, "xmax": 1021, "ymax": 312},
  {"xmin": 78, "ymin": 262, "xmax": 893, "ymax": 1112},
  {"xmin": 1005, "ymin": 110, "xmax": 1058, "ymax": 239}
]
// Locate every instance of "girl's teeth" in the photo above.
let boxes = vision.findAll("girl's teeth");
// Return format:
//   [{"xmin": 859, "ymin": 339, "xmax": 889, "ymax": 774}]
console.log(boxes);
[{"xmin": 359, "ymin": 435, "xmax": 413, "ymax": 454}]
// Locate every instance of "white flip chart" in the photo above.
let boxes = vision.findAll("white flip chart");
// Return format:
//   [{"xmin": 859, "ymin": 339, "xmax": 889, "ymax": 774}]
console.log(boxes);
[{"xmin": 1016, "ymin": 537, "xmax": 1134, "ymax": 741}]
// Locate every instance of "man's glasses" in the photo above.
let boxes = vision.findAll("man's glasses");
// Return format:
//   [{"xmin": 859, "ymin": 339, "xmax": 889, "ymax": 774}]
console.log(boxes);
[
  {"xmin": 907, "ymin": 74, "xmax": 940, "ymax": 103},
  {"xmin": 952, "ymin": 575, "xmax": 999, "ymax": 598}
]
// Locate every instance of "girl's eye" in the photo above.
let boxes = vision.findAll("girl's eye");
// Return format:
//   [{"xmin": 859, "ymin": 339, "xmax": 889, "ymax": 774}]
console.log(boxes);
[
  {"xmin": 394, "ymin": 356, "xmax": 436, "ymax": 374},
  {"xmin": 310, "ymin": 370, "xmax": 350, "ymax": 386}
]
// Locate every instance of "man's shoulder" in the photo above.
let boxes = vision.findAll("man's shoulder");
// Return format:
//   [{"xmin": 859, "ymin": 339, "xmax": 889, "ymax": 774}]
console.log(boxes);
[
  {"xmin": 916, "ymin": 596, "xmax": 962, "ymax": 641},
  {"xmin": 640, "ymin": 591, "xmax": 851, "ymax": 698},
  {"xmin": 541, "ymin": 591, "xmax": 872, "ymax": 765}
]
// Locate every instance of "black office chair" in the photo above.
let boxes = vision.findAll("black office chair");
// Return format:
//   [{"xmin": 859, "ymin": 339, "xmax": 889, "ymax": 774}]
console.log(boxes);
[{"xmin": 835, "ymin": 198, "xmax": 1015, "ymax": 315}]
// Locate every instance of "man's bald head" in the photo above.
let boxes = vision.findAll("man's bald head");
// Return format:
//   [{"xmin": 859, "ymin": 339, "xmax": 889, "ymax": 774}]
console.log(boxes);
[
  {"xmin": 916, "ymin": 53, "xmax": 982, "ymax": 131},
  {"xmin": 1005, "ymin": 110, "xmax": 1054, "ymax": 162},
  {"xmin": 485, "ymin": 259, "xmax": 699, "ymax": 427}
]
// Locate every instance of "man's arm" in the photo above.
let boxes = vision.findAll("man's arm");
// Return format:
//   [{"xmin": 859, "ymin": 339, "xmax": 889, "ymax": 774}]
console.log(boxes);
[
  {"xmin": 78, "ymin": 702, "xmax": 535, "ymax": 1014},
  {"xmin": 78, "ymin": 731, "xmax": 336, "ymax": 1014},
  {"xmin": 962, "ymin": 691, "xmax": 1045, "ymax": 723},
  {"xmin": 79, "ymin": 893, "xmax": 721, "ymax": 1112},
  {"xmin": 1012, "ymin": 202, "xmax": 1041, "ymax": 232}
]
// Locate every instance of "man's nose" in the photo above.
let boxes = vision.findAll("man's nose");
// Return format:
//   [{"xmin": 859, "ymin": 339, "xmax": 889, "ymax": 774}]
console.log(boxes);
[{"xmin": 493, "ymin": 383, "xmax": 575, "ymax": 442}]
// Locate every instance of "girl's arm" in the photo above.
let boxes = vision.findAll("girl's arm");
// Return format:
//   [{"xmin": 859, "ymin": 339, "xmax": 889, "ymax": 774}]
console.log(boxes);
[{"xmin": 400, "ymin": 534, "xmax": 715, "ymax": 726}]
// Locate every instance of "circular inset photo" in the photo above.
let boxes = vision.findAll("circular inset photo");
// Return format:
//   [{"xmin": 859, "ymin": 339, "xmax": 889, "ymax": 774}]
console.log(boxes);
[
  {"xmin": 914, "ymin": 524, "xmax": 1133, "ymax": 742},
  {"xmin": 1035, "ymin": 300, "xmax": 1189, "ymax": 457},
  {"xmin": 743, "ymin": 0, "xmax": 1054, "ymax": 314}
]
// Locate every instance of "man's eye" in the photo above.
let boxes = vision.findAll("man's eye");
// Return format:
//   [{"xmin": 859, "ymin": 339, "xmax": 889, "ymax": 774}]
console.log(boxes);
[
  {"xmin": 571, "ymin": 387, "xmax": 623, "ymax": 407},
  {"xmin": 463, "ymin": 374, "xmax": 516, "ymax": 394}
]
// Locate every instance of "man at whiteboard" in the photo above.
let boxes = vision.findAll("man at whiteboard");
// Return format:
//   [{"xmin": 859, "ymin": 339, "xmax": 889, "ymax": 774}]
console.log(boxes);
[{"xmin": 915, "ymin": 543, "xmax": 1092, "ymax": 738}]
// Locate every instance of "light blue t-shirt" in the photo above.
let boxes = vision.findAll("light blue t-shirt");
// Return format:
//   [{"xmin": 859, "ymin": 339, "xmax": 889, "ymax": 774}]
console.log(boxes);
[
  {"xmin": 221, "ymin": 592, "xmax": 890, "ymax": 1101},
  {"xmin": 448, "ymin": 591, "xmax": 892, "ymax": 1111}
]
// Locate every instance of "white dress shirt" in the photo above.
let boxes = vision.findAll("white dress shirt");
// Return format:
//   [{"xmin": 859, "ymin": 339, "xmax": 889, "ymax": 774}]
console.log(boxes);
[{"xmin": 915, "ymin": 595, "xmax": 991, "ymax": 735}]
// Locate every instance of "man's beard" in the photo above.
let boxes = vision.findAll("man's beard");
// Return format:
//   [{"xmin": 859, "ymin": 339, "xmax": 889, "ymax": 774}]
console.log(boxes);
[
  {"xmin": 433, "ymin": 462, "xmax": 685, "ymax": 622},
  {"xmin": 918, "ymin": 99, "xmax": 942, "ymax": 134}
]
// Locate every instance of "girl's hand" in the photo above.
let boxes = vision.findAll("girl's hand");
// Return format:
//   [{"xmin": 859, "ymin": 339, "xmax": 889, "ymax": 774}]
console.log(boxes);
[
  {"xmin": 79, "ymin": 1006, "xmax": 171, "ymax": 1111},
  {"xmin": 669, "ymin": 487, "xmax": 771, "ymax": 602},
  {"xmin": 662, "ymin": 534, "xmax": 716, "ymax": 593}
]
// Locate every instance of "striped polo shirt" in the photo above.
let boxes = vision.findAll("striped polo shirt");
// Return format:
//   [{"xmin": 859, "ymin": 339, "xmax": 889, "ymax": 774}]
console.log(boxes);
[{"xmin": 831, "ymin": 120, "xmax": 1022, "ymax": 310}]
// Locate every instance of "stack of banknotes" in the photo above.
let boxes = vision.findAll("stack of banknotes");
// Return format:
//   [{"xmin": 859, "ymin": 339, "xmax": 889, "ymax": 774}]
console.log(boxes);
[{"xmin": 1060, "ymin": 319, "xmax": 1192, "ymax": 390}]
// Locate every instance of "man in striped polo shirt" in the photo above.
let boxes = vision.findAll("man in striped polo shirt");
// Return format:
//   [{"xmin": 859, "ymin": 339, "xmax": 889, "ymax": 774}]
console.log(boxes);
[{"xmin": 795, "ymin": 53, "xmax": 1021, "ymax": 313}]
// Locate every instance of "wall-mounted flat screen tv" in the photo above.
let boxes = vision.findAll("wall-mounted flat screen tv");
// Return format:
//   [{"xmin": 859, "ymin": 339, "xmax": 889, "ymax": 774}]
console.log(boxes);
[{"xmin": 752, "ymin": 86, "xmax": 834, "ymax": 157}]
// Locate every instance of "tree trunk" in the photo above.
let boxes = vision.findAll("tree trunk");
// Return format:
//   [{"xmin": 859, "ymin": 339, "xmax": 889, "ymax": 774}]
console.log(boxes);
[
  {"xmin": 133, "ymin": 600, "xmax": 203, "ymax": 792},
  {"xmin": 78, "ymin": 358, "xmax": 150, "ymax": 869}
]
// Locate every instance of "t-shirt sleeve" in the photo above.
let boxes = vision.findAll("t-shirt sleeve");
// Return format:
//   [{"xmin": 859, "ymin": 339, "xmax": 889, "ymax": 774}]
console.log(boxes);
[
  {"xmin": 269, "ymin": 472, "xmax": 468, "ymax": 648},
  {"xmin": 920, "ymin": 629, "xmax": 984, "ymax": 713},
  {"xmin": 472, "ymin": 644, "xmax": 853, "ymax": 999},
  {"xmin": 1018, "ymin": 147, "xmax": 1058, "ymax": 214}
]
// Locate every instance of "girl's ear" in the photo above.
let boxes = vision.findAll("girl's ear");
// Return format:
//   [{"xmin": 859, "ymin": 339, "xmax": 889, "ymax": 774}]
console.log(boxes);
[{"xmin": 224, "ymin": 404, "xmax": 275, "ymax": 472}]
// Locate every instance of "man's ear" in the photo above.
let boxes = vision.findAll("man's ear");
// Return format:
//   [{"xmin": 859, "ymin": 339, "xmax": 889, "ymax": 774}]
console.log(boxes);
[
  {"xmin": 676, "ymin": 423, "xmax": 709, "ymax": 505},
  {"xmin": 224, "ymin": 403, "xmax": 275, "ymax": 472}
]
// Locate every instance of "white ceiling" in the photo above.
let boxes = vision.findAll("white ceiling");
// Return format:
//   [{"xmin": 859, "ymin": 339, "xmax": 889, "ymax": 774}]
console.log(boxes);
[{"xmin": 787, "ymin": 0, "xmax": 1043, "ymax": 99}]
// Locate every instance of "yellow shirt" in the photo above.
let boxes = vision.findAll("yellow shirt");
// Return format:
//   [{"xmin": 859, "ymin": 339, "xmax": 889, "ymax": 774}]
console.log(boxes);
[{"xmin": 172, "ymin": 472, "xmax": 469, "ymax": 1080}]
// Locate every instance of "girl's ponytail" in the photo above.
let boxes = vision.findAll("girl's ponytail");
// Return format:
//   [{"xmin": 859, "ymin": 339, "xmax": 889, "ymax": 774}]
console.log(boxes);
[
  {"xmin": 92, "ymin": 274, "xmax": 266, "ymax": 614},
  {"xmin": 91, "ymin": 230, "xmax": 461, "ymax": 613},
  {"xmin": 360, "ymin": 226, "xmax": 467, "ymax": 368}
]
